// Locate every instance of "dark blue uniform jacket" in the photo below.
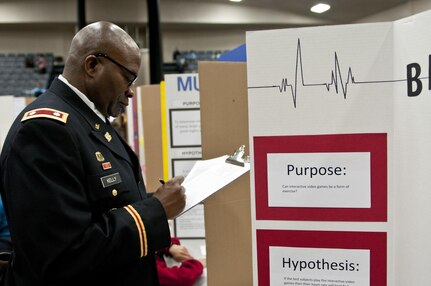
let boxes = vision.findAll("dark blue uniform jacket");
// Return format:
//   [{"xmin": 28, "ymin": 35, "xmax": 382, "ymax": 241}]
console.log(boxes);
[{"xmin": 0, "ymin": 78, "xmax": 170, "ymax": 285}]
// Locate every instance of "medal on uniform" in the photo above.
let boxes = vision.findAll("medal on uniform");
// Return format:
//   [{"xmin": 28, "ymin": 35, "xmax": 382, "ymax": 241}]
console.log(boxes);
[{"xmin": 102, "ymin": 162, "xmax": 112, "ymax": 170}]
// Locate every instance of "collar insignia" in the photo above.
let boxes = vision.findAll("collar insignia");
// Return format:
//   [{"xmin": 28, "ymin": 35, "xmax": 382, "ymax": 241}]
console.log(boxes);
[{"xmin": 104, "ymin": 132, "xmax": 112, "ymax": 142}]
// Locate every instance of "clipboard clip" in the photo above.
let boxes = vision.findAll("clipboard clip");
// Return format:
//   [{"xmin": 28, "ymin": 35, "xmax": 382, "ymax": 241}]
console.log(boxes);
[{"xmin": 225, "ymin": 145, "xmax": 249, "ymax": 167}]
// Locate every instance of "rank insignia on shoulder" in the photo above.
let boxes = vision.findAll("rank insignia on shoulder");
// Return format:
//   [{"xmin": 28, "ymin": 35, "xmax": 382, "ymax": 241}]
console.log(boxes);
[{"xmin": 21, "ymin": 108, "xmax": 69, "ymax": 124}]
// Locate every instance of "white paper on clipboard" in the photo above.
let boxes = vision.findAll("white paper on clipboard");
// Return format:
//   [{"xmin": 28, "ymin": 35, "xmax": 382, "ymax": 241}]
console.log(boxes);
[{"xmin": 176, "ymin": 154, "xmax": 250, "ymax": 217}]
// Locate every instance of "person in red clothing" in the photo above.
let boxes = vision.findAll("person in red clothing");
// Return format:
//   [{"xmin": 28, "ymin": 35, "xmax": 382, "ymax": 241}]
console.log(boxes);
[{"xmin": 156, "ymin": 237, "xmax": 204, "ymax": 286}]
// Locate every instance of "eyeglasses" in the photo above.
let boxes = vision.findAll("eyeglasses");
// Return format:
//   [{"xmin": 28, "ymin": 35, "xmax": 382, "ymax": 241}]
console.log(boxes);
[{"xmin": 93, "ymin": 53, "xmax": 138, "ymax": 86}]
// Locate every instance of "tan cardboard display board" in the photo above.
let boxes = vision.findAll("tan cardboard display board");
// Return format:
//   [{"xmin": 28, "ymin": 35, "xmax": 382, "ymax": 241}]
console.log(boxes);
[
  {"xmin": 139, "ymin": 84, "xmax": 164, "ymax": 193},
  {"xmin": 25, "ymin": 97, "xmax": 36, "ymax": 105},
  {"xmin": 198, "ymin": 61, "xmax": 252, "ymax": 285}
]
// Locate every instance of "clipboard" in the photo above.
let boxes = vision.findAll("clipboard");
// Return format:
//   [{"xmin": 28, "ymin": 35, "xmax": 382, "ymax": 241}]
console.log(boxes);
[
  {"xmin": 176, "ymin": 146, "xmax": 250, "ymax": 217},
  {"xmin": 225, "ymin": 145, "xmax": 250, "ymax": 167}
]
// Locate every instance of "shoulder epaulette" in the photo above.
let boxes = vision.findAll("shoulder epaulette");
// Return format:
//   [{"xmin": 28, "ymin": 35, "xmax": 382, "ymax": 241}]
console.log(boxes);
[{"xmin": 21, "ymin": 108, "xmax": 69, "ymax": 124}]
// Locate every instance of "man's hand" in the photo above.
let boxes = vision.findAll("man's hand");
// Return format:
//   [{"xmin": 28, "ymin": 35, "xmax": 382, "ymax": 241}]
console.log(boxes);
[
  {"xmin": 153, "ymin": 176, "xmax": 186, "ymax": 219},
  {"xmin": 169, "ymin": 244, "xmax": 193, "ymax": 262}
]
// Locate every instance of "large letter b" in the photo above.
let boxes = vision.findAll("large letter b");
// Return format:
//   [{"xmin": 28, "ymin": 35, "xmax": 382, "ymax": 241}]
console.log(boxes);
[{"xmin": 407, "ymin": 63, "xmax": 422, "ymax": 97}]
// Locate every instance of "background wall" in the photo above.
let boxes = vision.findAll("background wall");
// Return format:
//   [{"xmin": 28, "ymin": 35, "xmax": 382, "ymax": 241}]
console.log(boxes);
[
  {"xmin": 2, "ymin": 0, "xmax": 430, "ymax": 65},
  {"xmin": 0, "ymin": 25, "xmax": 75, "ymax": 58}
]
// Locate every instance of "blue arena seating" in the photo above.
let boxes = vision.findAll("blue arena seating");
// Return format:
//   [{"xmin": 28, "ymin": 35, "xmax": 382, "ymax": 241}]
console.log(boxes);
[{"xmin": 0, "ymin": 53, "xmax": 54, "ymax": 96}]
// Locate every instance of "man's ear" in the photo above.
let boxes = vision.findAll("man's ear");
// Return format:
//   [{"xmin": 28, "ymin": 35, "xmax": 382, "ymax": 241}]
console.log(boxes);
[{"xmin": 84, "ymin": 55, "xmax": 99, "ymax": 78}]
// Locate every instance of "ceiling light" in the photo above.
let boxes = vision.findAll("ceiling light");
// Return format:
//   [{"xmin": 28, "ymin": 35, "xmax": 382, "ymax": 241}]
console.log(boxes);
[
  {"xmin": 310, "ymin": 3, "xmax": 330, "ymax": 13},
  {"xmin": 230, "ymin": 0, "xmax": 242, "ymax": 2}
]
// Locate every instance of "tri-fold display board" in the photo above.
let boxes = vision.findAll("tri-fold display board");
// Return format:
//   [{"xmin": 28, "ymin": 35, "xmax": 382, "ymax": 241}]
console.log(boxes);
[
  {"xmin": 247, "ymin": 9, "xmax": 431, "ymax": 286},
  {"xmin": 140, "ymin": 10, "xmax": 431, "ymax": 285}
]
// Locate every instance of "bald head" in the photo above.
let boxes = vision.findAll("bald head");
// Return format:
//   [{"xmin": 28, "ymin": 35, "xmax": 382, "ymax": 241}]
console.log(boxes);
[
  {"xmin": 63, "ymin": 21, "xmax": 140, "ymax": 86},
  {"xmin": 61, "ymin": 21, "xmax": 141, "ymax": 117}
]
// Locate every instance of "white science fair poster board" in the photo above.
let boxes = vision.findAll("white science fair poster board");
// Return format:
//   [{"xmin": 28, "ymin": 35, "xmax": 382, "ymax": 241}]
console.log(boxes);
[
  {"xmin": 247, "ymin": 10, "xmax": 431, "ymax": 286},
  {"xmin": 164, "ymin": 73, "xmax": 201, "ymax": 179},
  {"xmin": 164, "ymin": 73, "xmax": 205, "ymax": 239}
]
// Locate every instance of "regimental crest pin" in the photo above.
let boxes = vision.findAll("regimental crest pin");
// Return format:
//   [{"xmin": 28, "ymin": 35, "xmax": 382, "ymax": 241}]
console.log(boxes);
[
  {"xmin": 95, "ymin": 151, "xmax": 105, "ymax": 162},
  {"xmin": 104, "ymin": 132, "xmax": 112, "ymax": 142}
]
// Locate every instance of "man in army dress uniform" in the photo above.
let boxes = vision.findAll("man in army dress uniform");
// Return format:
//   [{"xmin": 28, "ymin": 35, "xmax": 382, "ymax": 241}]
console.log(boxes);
[{"xmin": 0, "ymin": 21, "xmax": 186, "ymax": 285}]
